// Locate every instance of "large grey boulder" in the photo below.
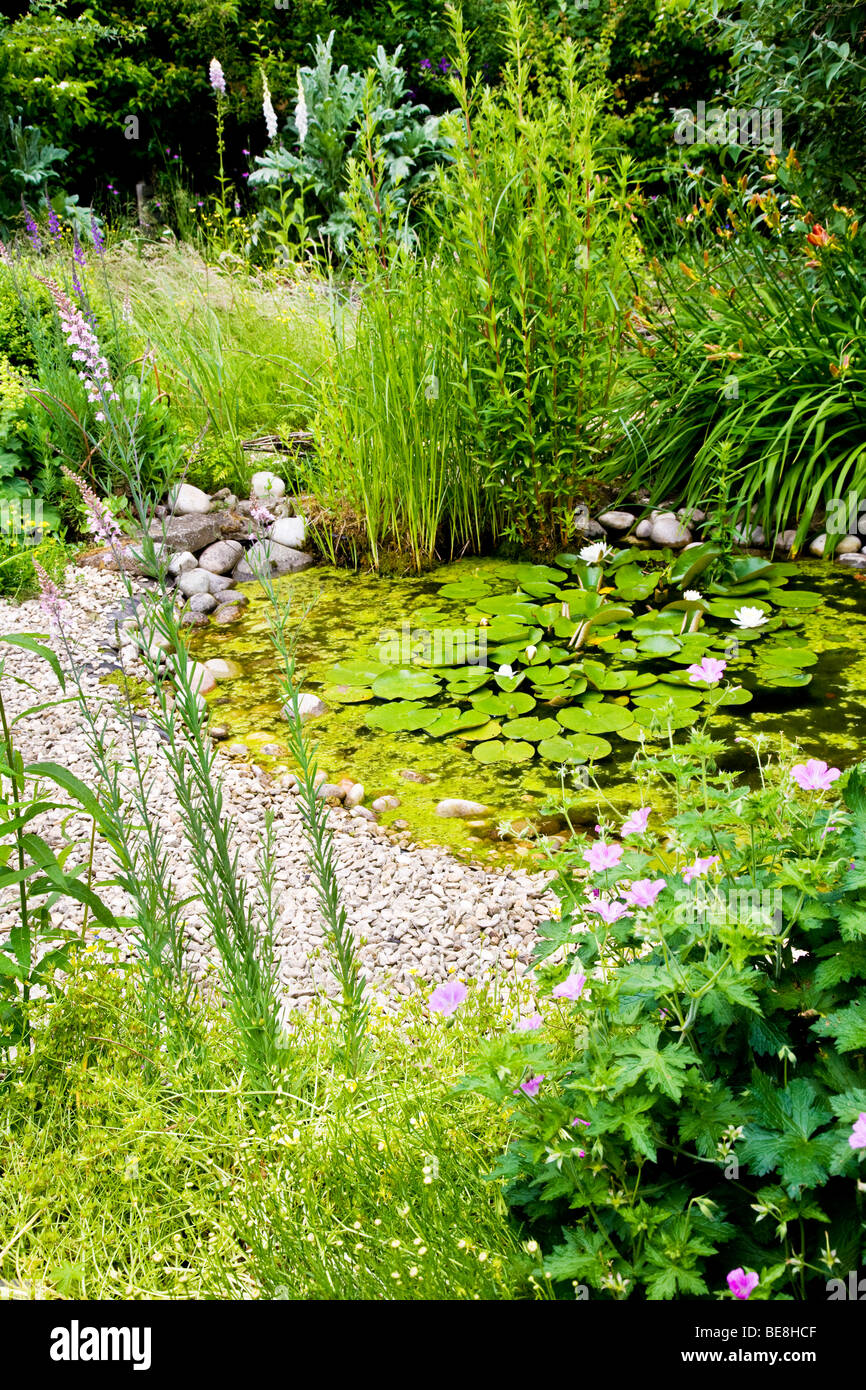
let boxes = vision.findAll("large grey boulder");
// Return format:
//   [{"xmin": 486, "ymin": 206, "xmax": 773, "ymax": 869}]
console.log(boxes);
[
  {"xmin": 198, "ymin": 539, "xmax": 244, "ymax": 574},
  {"xmin": 650, "ymin": 512, "xmax": 692, "ymax": 548},
  {"xmin": 269, "ymin": 516, "xmax": 306, "ymax": 549},
  {"xmin": 169, "ymin": 483, "xmax": 212, "ymax": 515},
  {"xmin": 148, "ymin": 513, "xmax": 225, "ymax": 554},
  {"xmin": 234, "ymin": 540, "xmax": 314, "ymax": 581}
]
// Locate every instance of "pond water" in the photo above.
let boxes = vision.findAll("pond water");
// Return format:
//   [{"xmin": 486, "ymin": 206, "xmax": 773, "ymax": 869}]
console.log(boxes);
[{"xmin": 190, "ymin": 555, "xmax": 866, "ymax": 862}]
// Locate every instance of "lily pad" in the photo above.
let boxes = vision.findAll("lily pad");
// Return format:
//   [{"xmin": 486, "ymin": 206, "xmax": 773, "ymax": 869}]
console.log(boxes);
[
  {"xmin": 322, "ymin": 684, "xmax": 374, "ymax": 705},
  {"xmin": 501, "ymin": 716, "xmax": 561, "ymax": 742},
  {"xmin": 372, "ymin": 668, "xmax": 443, "ymax": 701},
  {"xmin": 473, "ymin": 738, "xmax": 535, "ymax": 765},
  {"xmin": 766, "ymin": 589, "xmax": 823, "ymax": 609},
  {"xmin": 426, "ymin": 708, "xmax": 490, "ymax": 737},
  {"xmin": 558, "ymin": 703, "xmax": 635, "ymax": 734},
  {"xmin": 472, "ymin": 691, "xmax": 536, "ymax": 718},
  {"xmin": 328, "ymin": 659, "xmax": 388, "ymax": 687},
  {"xmin": 537, "ymin": 732, "xmax": 613, "ymax": 763},
  {"xmin": 761, "ymin": 647, "xmax": 818, "ymax": 668},
  {"xmin": 365, "ymin": 702, "xmax": 439, "ymax": 733}
]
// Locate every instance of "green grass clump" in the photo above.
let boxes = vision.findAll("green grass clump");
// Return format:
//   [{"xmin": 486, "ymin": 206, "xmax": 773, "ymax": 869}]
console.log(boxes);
[{"xmin": 0, "ymin": 957, "xmax": 531, "ymax": 1300}]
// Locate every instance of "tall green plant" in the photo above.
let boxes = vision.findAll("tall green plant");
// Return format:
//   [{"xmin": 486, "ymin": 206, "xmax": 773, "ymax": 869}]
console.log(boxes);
[{"xmin": 431, "ymin": 1, "xmax": 638, "ymax": 550}]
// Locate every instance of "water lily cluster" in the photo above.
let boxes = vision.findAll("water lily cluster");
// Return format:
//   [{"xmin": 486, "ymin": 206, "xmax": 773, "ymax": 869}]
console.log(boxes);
[{"xmin": 325, "ymin": 542, "xmax": 824, "ymax": 770}]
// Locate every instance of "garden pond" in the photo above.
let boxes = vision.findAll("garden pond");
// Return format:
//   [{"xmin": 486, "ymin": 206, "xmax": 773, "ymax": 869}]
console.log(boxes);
[{"xmin": 190, "ymin": 545, "xmax": 866, "ymax": 860}]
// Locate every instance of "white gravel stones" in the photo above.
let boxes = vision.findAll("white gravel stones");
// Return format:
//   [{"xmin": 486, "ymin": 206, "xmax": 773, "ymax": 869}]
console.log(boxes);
[
  {"xmin": 436, "ymin": 799, "xmax": 489, "ymax": 818},
  {"xmin": 169, "ymin": 483, "xmax": 213, "ymax": 515},
  {"xmin": 0, "ymin": 566, "xmax": 555, "ymax": 1008}
]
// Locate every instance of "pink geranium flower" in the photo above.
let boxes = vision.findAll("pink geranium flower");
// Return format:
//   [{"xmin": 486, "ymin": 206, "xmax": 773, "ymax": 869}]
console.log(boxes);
[
  {"xmin": 848, "ymin": 1112, "xmax": 866, "ymax": 1150},
  {"xmin": 682, "ymin": 854, "xmax": 720, "ymax": 884},
  {"xmin": 583, "ymin": 841, "xmax": 623, "ymax": 873},
  {"xmin": 625, "ymin": 878, "xmax": 666, "ymax": 909},
  {"xmin": 727, "ymin": 1268, "xmax": 759, "ymax": 1301},
  {"xmin": 584, "ymin": 898, "xmax": 629, "ymax": 924},
  {"xmin": 552, "ymin": 972, "xmax": 586, "ymax": 1001},
  {"xmin": 428, "ymin": 980, "xmax": 467, "ymax": 1017},
  {"xmin": 791, "ymin": 759, "xmax": 841, "ymax": 791},
  {"xmin": 622, "ymin": 806, "xmax": 651, "ymax": 836},
  {"xmin": 514, "ymin": 1074, "xmax": 544, "ymax": 1098},
  {"xmin": 687, "ymin": 657, "xmax": 727, "ymax": 685},
  {"xmin": 513, "ymin": 1012, "xmax": 543, "ymax": 1033}
]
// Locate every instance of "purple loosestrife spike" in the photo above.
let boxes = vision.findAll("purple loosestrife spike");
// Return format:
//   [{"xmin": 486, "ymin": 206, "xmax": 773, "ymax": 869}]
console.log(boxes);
[
  {"xmin": 45, "ymin": 281, "xmax": 119, "ymax": 420},
  {"xmin": 33, "ymin": 560, "xmax": 66, "ymax": 629},
  {"xmin": 23, "ymin": 206, "xmax": 42, "ymax": 253},
  {"xmin": 90, "ymin": 217, "xmax": 105, "ymax": 255},
  {"xmin": 73, "ymin": 237, "xmax": 87, "ymax": 267},
  {"xmin": 61, "ymin": 466, "xmax": 122, "ymax": 544},
  {"xmin": 209, "ymin": 58, "xmax": 226, "ymax": 96},
  {"xmin": 46, "ymin": 203, "xmax": 61, "ymax": 241}
]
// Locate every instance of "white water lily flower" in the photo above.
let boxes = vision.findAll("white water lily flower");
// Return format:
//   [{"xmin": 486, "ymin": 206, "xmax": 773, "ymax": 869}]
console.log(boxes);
[
  {"xmin": 731, "ymin": 605, "xmax": 769, "ymax": 629},
  {"xmin": 683, "ymin": 589, "xmax": 703, "ymax": 602},
  {"xmin": 525, "ymin": 644, "xmax": 538, "ymax": 662},
  {"xmin": 497, "ymin": 664, "xmax": 514, "ymax": 678},
  {"xmin": 579, "ymin": 542, "xmax": 612, "ymax": 564}
]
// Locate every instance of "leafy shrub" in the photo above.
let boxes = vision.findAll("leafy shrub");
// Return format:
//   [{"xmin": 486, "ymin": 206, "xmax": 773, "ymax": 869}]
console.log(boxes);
[
  {"xmin": 250, "ymin": 33, "xmax": 452, "ymax": 258},
  {"xmin": 469, "ymin": 736, "xmax": 866, "ymax": 1299},
  {"xmin": 702, "ymin": 0, "xmax": 866, "ymax": 204},
  {"xmin": 606, "ymin": 159, "xmax": 866, "ymax": 545}
]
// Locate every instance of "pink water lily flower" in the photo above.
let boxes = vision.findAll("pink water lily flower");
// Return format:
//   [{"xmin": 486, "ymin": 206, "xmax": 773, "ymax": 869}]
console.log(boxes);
[
  {"xmin": 428, "ymin": 979, "xmax": 467, "ymax": 1017},
  {"xmin": 791, "ymin": 759, "xmax": 841, "ymax": 791},
  {"xmin": 552, "ymin": 972, "xmax": 586, "ymax": 1001},
  {"xmin": 514, "ymin": 1012, "xmax": 543, "ymax": 1033},
  {"xmin": 727, "ymin": 1268, "xmax": 759, "ymax": 1301},
  {"xmin": 626, "ymin": 878, "xmax": 666, "ymax": 909},
  {"xmin": 682, "ymin": 854, "xmax": 720, "ymax": 884},
  {"xmin": 514, "ymin": 1074, "xmax": 544, "ymax": 1098},
  {"xmin": 585, "ymin": 898, "xmax": 629, "ymax": 924},
  {"xmin": 687, "ymin": 657, "xmax": 727, "ymax": 685},
  {"xmin": 848, "ymin": 1112, "xmax": 866, "ymax": 1150},
  {"xmin": 622, "ymin": 806, "xmax": 651, "ymax": 836},
  {"xmin": 583, "ymin": 841, "xmax": 623, "ymax": 873}
]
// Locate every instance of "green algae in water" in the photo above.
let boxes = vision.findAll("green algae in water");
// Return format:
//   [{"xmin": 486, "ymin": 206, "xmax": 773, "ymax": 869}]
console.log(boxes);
[{"xmin": 189, "ymin": 557, "xmax": 866, "ymax": 860}]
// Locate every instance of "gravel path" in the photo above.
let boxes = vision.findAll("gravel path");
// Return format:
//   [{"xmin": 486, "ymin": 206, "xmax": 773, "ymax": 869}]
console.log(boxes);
[{"xmin": 0, "ymin": 565, "xmax": 555, "ymax": 1009}]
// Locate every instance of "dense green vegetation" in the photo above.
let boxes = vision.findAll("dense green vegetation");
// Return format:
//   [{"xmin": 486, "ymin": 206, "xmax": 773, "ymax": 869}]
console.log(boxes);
[{"xmin": 1, "ymin": 0, "xmax": 865, "ymax": 1305}]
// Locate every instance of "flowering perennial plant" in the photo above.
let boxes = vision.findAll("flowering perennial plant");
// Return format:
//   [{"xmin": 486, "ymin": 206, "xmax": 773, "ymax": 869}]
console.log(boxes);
[{"xmin": 469, "ymin": 738, "xmax": 866, "ymax": 1301}]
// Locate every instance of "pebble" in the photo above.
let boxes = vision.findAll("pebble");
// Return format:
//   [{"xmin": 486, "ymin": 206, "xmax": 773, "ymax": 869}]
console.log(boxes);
[
  {"xmin": 435, "ymin": 798, "xmax": 489, "ymax": 818},
  {"xmin": 372, "ymin": 795, "xmax": 400, "ymax": 813},
  {"xmin": 597, "ymin": 510, "xmax": 635, "ymax": 532},
  {"xmin": 650, "ymin": 513, "xmax": 692, "ymax": 548},
  {"xmin": 0, "ymin": 566, "xmax": 559, "ymax": 1007}
]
